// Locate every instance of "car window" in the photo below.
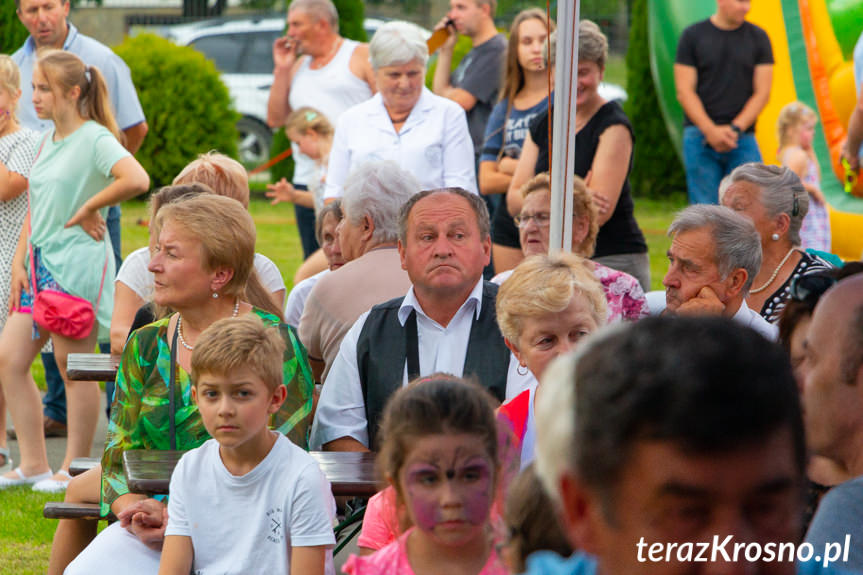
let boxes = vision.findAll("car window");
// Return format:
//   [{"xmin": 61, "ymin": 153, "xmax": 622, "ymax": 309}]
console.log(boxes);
[
  {"xmin": 191, "ymin": 33, "xmax": 247, "ymax": 74},
  {"xmin": 243, "ymin": 31, "xmax": 281, "ymax": 74}
]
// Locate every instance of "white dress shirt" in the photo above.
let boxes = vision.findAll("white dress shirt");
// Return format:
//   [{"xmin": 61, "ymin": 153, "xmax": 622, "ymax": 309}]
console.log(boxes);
[
  {"xmin": 310, "ymin": 280, "xmax": 536, "ymax": 449},
  {"xmin": 731, "ymin": 300, "xmax": 778, "ymax": 340},
  {"xmin": 323, "ymin": 88, "xmax": 477, "ymax": 199}
]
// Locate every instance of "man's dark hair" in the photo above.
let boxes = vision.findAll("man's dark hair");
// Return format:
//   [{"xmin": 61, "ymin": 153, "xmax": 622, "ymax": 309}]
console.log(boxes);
[
  {"xmin": 573, "ymin": 317, "xmax": 806, "ymax": 516},
  {"xmin": 398, "ymin": 188, "xmax": 490, "ymax": 245}
]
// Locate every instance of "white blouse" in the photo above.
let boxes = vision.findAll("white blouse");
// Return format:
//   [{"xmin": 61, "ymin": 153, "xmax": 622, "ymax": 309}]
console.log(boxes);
[{"xmin": 324, "ymin": 88, "xmax": 477, "ymax": 199}]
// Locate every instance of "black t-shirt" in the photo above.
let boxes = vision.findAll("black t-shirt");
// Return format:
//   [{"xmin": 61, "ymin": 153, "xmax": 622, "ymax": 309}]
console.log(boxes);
[
  {"xmin": 530, "ymin": 101, "xmax": 647, "ymax": 258},
  {"xmin": 451, "ymin": 34, "xmax": 507, "ymax": 158},
  {"xmin": 675, "ymin": 19, "xmax": 773, "ymax": 130}
]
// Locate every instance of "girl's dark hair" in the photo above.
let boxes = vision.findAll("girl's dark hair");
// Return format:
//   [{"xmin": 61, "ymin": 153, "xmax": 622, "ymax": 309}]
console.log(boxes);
[
  {"xmin": 505, "ymin": 464, "xmax": 572, "ymax": 573},
  {"xmin": 377, "ymin": 374, "xmax": 500, "ymax": 491}
]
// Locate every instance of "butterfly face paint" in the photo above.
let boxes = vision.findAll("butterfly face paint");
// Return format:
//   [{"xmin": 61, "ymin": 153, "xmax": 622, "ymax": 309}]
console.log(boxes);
[{"xmin": 398, "ymin": 433, "xmax": 495, "ymax": 543}]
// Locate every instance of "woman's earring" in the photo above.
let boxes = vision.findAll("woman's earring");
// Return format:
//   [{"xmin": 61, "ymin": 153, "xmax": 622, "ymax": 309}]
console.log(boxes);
[
  {"xmin": 212, "ymin": 291, "xmax": 219, "ymax": 299},
  {"xmin": 516, "ymin": 364, "xmax": 529, "ymax": 376},
  {"xmin": 771, "ymin": 233, "xmax": 780, "ymax": 241}
]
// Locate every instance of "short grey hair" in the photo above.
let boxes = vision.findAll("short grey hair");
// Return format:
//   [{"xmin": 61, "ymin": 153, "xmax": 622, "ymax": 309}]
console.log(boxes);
[
  {"xmin": 342, "ymin": 161, "xmax": 419, "ymax": 245},
  {"xmin": 369, "ymin": 21, "xmax": 429, "ymax": 70},
  {"xmin": 579, "ymin": 20, "xmax": 608, "ymax": 69},
  {"xmin": 728, "ymin": 163, "xmax": 808, "ymax": 246},
  {"xmin": 399, "ymin": 188, "xmax": 490, "ymax": 245},
  {"xmin": 288, "ymin": 0, "xmax": 339, "ymax": 33},
  {"xmin": 668, "ymin": 205, "xmax": 762, "ymax": 292}
]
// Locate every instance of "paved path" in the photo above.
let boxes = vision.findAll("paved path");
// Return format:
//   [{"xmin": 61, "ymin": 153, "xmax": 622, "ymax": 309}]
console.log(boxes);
[{"xmin": 3, "ymin": 391, "xmax": 109, "ymax": 474}]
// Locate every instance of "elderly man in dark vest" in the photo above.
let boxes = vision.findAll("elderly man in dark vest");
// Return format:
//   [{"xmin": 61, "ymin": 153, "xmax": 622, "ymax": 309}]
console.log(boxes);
[{"xmin": 310, "ymin": 187, "xmax": 536, "ymax": 451}]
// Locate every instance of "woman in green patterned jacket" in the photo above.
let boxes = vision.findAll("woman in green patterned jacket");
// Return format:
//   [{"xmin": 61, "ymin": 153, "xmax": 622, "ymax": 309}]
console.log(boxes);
[{"xmin": 48, "ymin": 194, "xmax": 314, "ymax": 575}]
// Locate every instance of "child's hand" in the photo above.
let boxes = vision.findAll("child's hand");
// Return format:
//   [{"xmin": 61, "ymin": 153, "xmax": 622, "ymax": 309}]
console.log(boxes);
[
  {"xmin": 65, "ymin": 204, "xmax": 106, "ymax": 241},
  {"xmin": 808, "ymin": 186, "xmax": 826, "ymax": 205},
  {"xmin": 265, "ymin": 178, "xmax": 296, "ymax": 205},
  {"xmin": 8, "ymin": 263, "xmax": 28, "ymax": 314}
]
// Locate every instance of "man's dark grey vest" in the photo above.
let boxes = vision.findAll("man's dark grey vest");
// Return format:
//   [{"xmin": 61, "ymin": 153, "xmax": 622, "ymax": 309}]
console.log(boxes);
[{"xmin": 357, "ymin": 282, "xmax": 509, "ymax": 450}]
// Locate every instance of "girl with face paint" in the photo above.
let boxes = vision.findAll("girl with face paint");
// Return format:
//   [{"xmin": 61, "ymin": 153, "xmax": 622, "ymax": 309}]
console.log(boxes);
[{"xmin": 344, "ymin": 375, "xmax": 508, "ymax": 575}]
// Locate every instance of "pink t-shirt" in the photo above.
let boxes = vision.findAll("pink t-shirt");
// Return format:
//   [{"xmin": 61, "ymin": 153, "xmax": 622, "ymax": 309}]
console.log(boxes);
[
  {"xmin": 344, "ymin": 528, "xmax": 508, "ymax": 575},
  {"xmin": 357, "ymin": 488, "xmax": 401, "ymax": 551}
]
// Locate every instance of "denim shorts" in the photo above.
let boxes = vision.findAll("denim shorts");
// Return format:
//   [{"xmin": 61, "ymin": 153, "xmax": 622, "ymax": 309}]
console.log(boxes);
[{"xmin": 16, "ymin": 246, "xmax": 68, "ymax": 340}]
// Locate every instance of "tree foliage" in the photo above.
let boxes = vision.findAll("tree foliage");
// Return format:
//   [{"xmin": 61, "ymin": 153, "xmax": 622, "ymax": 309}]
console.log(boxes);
[
  {"xmin": 115, "ymin": 34, "xmax": 238, "ymax": 188},
  {"xmin": 623, "ymin": 0, "xmax": 685, "ymax": 198},
  {"xmin": 1, "ymin": 2, "xmax": 29, "ymax": 55}
]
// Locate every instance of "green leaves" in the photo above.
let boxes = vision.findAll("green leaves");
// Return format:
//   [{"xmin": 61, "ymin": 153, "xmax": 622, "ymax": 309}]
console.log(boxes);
[{"xmin": 114, "ymin": 33, "xmax": 240, "ymax": 188}]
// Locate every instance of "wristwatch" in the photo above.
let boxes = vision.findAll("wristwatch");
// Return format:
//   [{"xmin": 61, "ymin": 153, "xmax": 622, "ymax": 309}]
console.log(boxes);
[{"xmin": 731, "ymin": 124, "xmax": 743, "ymax": 135}]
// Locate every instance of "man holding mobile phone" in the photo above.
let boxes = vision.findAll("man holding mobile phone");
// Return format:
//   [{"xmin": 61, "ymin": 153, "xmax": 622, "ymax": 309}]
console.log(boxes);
[{"xmin": 266, "ymin": 0, "xmax": 375, "ymax": 261}]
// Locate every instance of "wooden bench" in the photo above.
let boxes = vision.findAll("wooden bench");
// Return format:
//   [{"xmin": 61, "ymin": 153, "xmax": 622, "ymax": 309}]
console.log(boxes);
[
  {"xmin": 66, "ymin": 353, "xmax": 121, "ymax": 382},
  {"xmin": 124, "ymin": 450, "xmax": 379, "ymax": 497},
  {"xmin": 42, "ymin": 458, "xmax": 105, "ymax": 521}
]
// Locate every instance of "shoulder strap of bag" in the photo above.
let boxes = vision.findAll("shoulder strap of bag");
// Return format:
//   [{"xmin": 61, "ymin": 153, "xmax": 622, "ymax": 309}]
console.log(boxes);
[
  {"xmin": 26, "ymin": 134, "xmax": 50, "ymax": 296},
  {"xmin": 169, "ymin": 321, "xmax": 178, "ymax": 450}
]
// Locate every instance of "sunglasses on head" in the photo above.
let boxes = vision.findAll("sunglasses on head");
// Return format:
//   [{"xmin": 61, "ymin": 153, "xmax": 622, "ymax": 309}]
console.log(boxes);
[{"xmin": 789, "ymin": 273, "xmax": 836, "ymax": 303}]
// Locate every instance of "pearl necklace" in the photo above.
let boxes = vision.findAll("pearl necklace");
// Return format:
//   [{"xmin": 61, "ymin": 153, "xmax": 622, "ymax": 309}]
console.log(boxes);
[
  {"xmin": 177, "ymin": 299, "xmax": 240, "ymax": 351},
  {"xmin": 749, "ymin": 247, "xmax": 796, "ymax": 294}
]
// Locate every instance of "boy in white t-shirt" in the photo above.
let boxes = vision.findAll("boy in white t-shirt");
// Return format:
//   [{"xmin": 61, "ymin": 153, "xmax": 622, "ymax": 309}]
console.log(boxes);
[{"xmin": 158, "ymin": 315, "xmax": 336, "ymax": 575}]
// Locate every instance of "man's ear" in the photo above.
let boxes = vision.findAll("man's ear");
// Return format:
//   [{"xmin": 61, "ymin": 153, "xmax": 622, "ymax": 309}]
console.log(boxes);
[
  {"xmin": 398, "ymin": 239, "xmax": 407, "ymax": 271},
  {"xmin": 724, "ymin": 267, "xmax": 748, "ymax": 299},
  {"xmin": 559, "ymin": 473, "xmax": 603, "ymax": 554}
]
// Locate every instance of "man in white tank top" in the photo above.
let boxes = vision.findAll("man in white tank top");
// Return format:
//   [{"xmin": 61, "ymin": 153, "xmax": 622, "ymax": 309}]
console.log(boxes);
[{"xmin": 267, "ymin": 0, "xmax": 375, "ymax": 259}]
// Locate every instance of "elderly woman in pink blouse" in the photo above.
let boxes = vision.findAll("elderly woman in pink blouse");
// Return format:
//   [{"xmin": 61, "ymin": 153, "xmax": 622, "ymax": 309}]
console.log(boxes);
[{"xmin": 492, "ymin": 173, "xmax": 648, "ymax": 322}]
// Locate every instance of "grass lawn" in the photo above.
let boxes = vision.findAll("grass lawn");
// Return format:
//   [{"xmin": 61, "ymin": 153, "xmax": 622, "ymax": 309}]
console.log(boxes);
[{"xmin": 3, "ymin": 192, "xmax": 683, "ymax": 573}]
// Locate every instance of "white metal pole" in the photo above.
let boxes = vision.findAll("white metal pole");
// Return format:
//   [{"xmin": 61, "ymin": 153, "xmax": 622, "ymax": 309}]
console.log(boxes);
[{"xmin": 548, "ymin": 0, "xmax": 580, "ymax": 255}]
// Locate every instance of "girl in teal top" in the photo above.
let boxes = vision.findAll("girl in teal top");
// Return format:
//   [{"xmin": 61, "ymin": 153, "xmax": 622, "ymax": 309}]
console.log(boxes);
[{"xmin": 0, "ymin": 50, "xmax": 149, "ymax": 492}]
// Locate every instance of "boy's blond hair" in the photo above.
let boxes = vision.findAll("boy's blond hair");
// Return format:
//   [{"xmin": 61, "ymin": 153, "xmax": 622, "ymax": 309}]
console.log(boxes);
[{"xmin": 191, "ymin": 315, "xmax": 285, "ymax": 392}]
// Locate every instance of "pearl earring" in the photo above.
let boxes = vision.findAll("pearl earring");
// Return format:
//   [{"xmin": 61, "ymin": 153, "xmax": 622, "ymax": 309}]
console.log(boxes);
[
  {"xmin": 771, "ymin": 233, "xmax": 780, "ymax": 241},
  {"xmin": 212, "ymin": 292, "xmax": 219, "ymax": 299}
]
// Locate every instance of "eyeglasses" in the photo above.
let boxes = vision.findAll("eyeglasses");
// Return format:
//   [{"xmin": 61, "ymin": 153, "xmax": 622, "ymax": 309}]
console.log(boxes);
[
  {"xmin": 789, "ymin": 273, "xmax": 836, "ymax": 303},
  {"xmin": 514, "ymin": 212, "xmax": 551, "ymax": 228}
]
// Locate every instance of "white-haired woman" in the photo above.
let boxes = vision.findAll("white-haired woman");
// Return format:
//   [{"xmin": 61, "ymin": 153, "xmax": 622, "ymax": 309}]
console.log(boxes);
[
  {"xmin": 720, "ymin": 162, "xmax": 833, "ymax": 323},
  {"xmin": 323, "ymin": 21, "xmax": 476, "ymax": 199}
]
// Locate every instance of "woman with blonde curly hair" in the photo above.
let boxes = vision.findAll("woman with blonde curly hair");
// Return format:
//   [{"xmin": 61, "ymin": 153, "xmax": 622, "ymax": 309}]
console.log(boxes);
[
  {"xmin": 496, "ymin": 252, "xmax": 607, "ymax": 468},
  {"xmin": 493, "ymin": 173, "xmax": 648, "ymax": 322}
]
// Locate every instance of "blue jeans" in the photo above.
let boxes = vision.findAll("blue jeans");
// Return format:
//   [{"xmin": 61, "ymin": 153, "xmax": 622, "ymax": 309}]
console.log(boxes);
[
  {"xmin": 682, "ymin": 126, "xmax": 762, "ymax": 204},
  {"xmin": 107, "ymin": 205, "xmax": 122, "ymax": 272},
  {"xmin": 292, "ymin": 185, "xmax": 319, "ymax": 260},
  {"xmin": 41, "ymin": 342, "xmax": 113, "ymax": 423}
]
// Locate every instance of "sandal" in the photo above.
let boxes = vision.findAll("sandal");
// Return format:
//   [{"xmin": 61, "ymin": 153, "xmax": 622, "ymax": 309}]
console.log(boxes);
[
  {"xmin": 32, "ymin": 469, "xmax": 73, "ymax": 493},
  {"xmin": 0, "ymin": 467, "xmax": 53, "ymax": 489},
  {"xmin": 0, "ymin": 447, "xmax": 10, "ymax": 468}
]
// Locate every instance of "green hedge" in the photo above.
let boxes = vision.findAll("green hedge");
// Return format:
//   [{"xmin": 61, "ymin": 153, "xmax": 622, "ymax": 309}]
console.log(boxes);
[
  {"xmin": 115, "ymin": 34, "xmax": 238, "ymax": 188},
  {"xmin": 269, "ymin": 0, "xmax": 367, "ymax": 184},
  {"xmin": 624, "ymin": 0, "xmax": 686, "ymax": 198},
  {"xmin": 1, "ymin": 3, "xmax": 28, "ymax": 54}
]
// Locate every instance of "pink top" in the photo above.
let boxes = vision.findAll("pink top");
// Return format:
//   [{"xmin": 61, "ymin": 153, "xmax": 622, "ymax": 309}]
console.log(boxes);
[
  {"xmin": 357, "ymin": 488, "xmax": 401, "ymax": 551},
  {"xmin": 344, "ymin": 528, "xmax": 508, "ymax": 575}
]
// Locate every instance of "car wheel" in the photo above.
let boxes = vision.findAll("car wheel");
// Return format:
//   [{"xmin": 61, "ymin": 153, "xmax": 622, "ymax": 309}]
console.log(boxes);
[{"xmin": 236, "ymin": 116, "xmax": 272, "ymax": 168}]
